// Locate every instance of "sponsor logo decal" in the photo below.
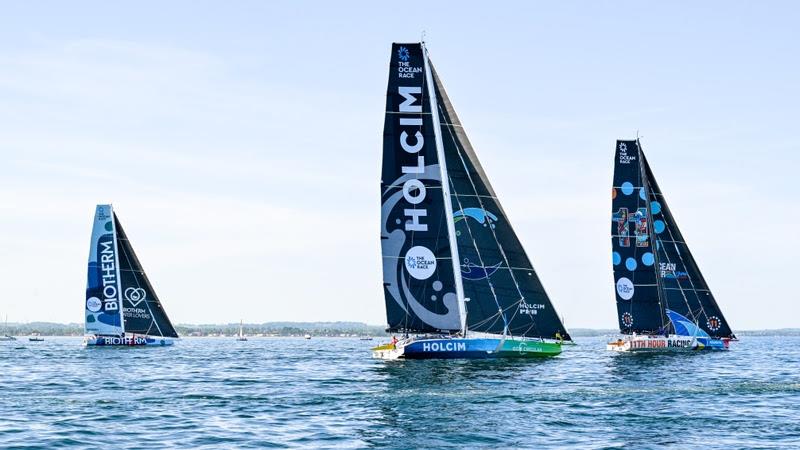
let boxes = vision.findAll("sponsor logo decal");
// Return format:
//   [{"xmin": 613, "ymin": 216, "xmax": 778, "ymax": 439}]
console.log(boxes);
[
  {"xmin": 629, "ymin": 338, "xmax": 694, "ymax": 349},
  {"xmin": 659, "ymin": 262, "xmax": 689, "ymax": 280},
  {"xmin": 621, "ymin": 312, "xmax": 633, "ymax": 327},
  {"xmin": 98, "ymin": 238, "xmax": 119, "ymax": 312},
  {"xmin": 707, "ymin": 316, "xmax": 722, "ymax": 332},
  {"xmin": 519, "ymin": 300, "xmax": 546, "ymax": 316},
  {"xmin": 616, "ymin": 277, "xmax": 635, "ymax": 300},
  {"xmin": 618, "ymin": 142, "xmax": 637, "ymax": 164},
  {"xmin": 421, "ymin": 341, "xmax": 467, "ymax": 352},
  {"xmin": 124, "ymin": 287, "xmax": 147, "ymax": 307},
  {"xmin": 397, "ymin": 46, "xmax": 410, "ymax": 62},
  {"xmin": 405, "ymin": 246, "xmax": 437, "ymax": 280},
  {"xmin": 86, "ymin": 297, "xmax": 102, "ymax": 313}
]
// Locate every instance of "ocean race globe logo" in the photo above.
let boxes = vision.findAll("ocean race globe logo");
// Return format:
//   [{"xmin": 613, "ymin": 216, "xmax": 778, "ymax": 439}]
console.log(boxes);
[
  {"xmin": 86, "ymin": 296, "xmax": 102, "ymax": 312},
  {"xmin": 616, "ymin": 277, "xmax": 634, "ymax": 300},
  {"xmin": 404, "ymin": 246, "xmax": 436, "ymax": 280},
  {"xmin": 124, "ymin": 287, "xmax": 147, "ymax": 307},
  {"xmin": 397, "ymin": 46, "xmax": 410, "ymax": 62}
]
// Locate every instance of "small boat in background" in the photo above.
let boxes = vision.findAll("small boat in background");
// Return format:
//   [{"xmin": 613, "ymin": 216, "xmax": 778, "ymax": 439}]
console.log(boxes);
[
  {"xmin": 359, "ymin": 337, "xmax": 373, "ymax": 341},
  {"xmin": 304, "ymin": 334, "xmax": 311, "ymax": 340},
  {"xmin": 28, "ymin": 333, "xmax": 44, "ymax": 342},
  {"xmin": 1, "ymin": 316, "xmax": 16, "ymax": 341},
  {"xmin": 236, "ymin": 320, "xmax": 247, "ymax": 341},
  {"xmin": 607, "ymin": 139, "xmax": 735, "ymax": 352}
]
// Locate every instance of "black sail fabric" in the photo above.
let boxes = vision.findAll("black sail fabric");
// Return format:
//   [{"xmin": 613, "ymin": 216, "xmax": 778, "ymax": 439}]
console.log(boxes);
[
  {"xmin": 642, "ymin": 152, "xmax": 735, "ymax": 339},
  {"xmin": 611, "ymin": 140, "xmax": 665, "ymax": 334},
  {"xmin": 430, "ymin": 63, "xmax": 570, "ymax": 340},
  {"xmin": 114, "ymin": 214, "xmax": 179, "ymax": 338},
  {"xmin": 380, "ymin": 43, "xmax": 461, "ymax": 333}
]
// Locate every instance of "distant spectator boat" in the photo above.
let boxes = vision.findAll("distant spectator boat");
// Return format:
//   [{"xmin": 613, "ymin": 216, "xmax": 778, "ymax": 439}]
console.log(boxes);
[{"xmin": 236, "ymin": 321, "xmax": 247, "ymax": 341}]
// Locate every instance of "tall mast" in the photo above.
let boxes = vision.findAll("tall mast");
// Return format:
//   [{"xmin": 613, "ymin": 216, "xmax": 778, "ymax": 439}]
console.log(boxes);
[
  {"xmin": 422, "ymin": 42, "xmax": 467, "ymax": 335},
  {"xmin": 109, "ymin": 205, "xmax": 126, "ymax": 336},
  {"xmin": 636, "ymin": 139, "xmax": 668, "ymax": 332}
]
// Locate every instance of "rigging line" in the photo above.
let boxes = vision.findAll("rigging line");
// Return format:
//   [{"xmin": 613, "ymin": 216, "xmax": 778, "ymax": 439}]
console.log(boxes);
[
  {"xmin": 659, "ymin": 205, "xmax": 710, "ymax": 324},
  {"xmin": 437, "ymin": 103, "xmax": 523, "ymax": 305},
  {"xmin": 437, "ymin": 107, "xmax": 506, "ymax": 335},
  {"xmin": 448, "ymin": 173, "xmax": 504, "ymax": 331},
  {"xmin": 645, "ymin": 196, "xmax": 697, "ymax": 326}
]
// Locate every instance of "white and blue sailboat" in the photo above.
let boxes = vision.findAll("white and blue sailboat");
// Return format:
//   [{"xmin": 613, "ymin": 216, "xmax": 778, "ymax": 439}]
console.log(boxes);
[
  {"xmin": 607, "ymin": 140, "xmax": 736, "ymax": 352},
  {"xmin": 84, "ymin": 205, "xmax": 178, "ymax": 347},
  {"xmin": 374, "ymin": 43, "xmax": 570, "ymax": 359}
]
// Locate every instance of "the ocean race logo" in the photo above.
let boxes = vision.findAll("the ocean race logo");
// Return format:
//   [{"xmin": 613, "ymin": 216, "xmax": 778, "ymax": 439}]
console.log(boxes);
[
  {"xmin": 616, "ymin": 277, "xmax": 634, "ymax": 300},
  {"xmin": 397, "ymin": 46, "xmax": 422, "ymax": 79},
  {"xmin": 405, "ymin": 246, "xmax": 437, "ymax": 280},
  {"xmin": 618, "ymin": 142, "xmax": 636, "ymax": 165},
  {"xmin": 397, "ymin": 46, "xmax": 410, "ymax": 62}
]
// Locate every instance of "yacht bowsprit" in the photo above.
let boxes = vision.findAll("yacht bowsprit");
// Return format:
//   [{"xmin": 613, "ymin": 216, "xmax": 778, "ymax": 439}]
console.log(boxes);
[
  {"xmin": 374, "ymin": 42, "xmax": 571, "ymax": 359},
  {"xmin": 84, "ymin": 204, "xmax": 178, "ymax": 347},
  {"xmin": 607, "ymin": 139, "xmax": 736, "ymax": 352}
]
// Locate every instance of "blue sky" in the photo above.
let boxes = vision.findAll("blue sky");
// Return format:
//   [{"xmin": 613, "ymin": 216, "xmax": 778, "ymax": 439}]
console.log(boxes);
[{"xmin": 0, "ymin": 2, "xmax": 797, "ymax": 329}]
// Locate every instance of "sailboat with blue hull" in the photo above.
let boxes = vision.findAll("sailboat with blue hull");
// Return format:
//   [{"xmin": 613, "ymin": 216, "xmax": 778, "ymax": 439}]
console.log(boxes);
[
  {"xmin": 607, "ymin": 140, "xmax": 736, "ymax": 352},
  {"xmin": 373, "ymin": 42, "xmax": 570, "ymax": 359},
  {"xmin": 84, "ymin": 205, "xmax": 179, "ymax": 347}
]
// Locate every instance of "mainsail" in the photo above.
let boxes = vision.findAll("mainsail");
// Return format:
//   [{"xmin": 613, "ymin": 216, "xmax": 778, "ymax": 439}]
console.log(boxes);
[
  {"xmin": 381, "ymin": 43, "xmax": 570, "ymax": 340},
  {"xmin": 611, "ymin": 140, "xmax": 734, "ymax": 339},
  {"xmin": 85, "ymin": 205, "xmax": 178, "ymax": 339},
  {"xmin": 115, "ymin": 214, "xmax": 179, "ymax": 338},
  {"xmin": 85, "ymin": 205, "xmax": 125, "ymax": 336}
]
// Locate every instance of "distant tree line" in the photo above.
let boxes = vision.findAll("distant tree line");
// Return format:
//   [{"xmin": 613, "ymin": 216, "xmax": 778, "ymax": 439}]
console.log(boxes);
[{"xmin": 3, "ymin": 322, "xmax": 798, "ymax": 337}]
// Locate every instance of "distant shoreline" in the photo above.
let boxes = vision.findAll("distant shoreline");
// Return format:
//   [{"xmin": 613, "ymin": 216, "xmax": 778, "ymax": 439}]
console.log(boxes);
[{"xmin": 2, "ymin": 322, "xmax": 799, "ymax": 337}]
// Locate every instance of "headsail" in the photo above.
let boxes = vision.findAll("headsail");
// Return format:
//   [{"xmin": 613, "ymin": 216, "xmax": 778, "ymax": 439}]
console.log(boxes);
[
  {"xmin": 115, "ymin": 213, "xmax": 179, "ymax": 338},
  {"xmin": 430, "ymin": 63, "xmax": 570, "ymax": 340},
  {"xmin": 643, "ymin": 152, "xmax": 735, "ymax": 339},
  {"xmin": 85, "ymin": 205, "xmax": 125, "ymax": 336},
  {"xmin": 381, "ymin": 43, "xmax": 461, "ymax": 333},
  {"xmin": 611, "ymin": 140, "xmax": 734, "ymax": 339}
]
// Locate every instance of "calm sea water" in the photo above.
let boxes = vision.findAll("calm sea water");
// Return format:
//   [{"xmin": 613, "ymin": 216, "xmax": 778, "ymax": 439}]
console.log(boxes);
[{"xmin": 1, "ymin": 336, "xmax": 798, "ymax": 449}]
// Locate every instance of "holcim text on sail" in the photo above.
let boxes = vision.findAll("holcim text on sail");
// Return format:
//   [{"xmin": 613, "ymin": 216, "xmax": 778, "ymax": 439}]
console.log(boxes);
[
  {"xmin": 397, "ymin": 85, "xmax": 428, "ymax": 233},
  {"xmin": 99, "ymin": 239, "xmax": 120, "ymax": 311}
]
